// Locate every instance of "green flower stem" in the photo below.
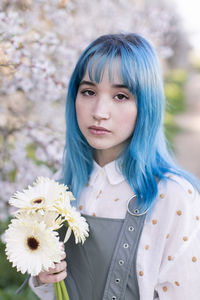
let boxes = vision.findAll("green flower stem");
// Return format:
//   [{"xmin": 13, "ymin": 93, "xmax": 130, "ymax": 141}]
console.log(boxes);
[
  {"xmin": 57, "ymin": 281, "xmax": 63, "ymax": 300},
  {"xmin": 54, "ymin": 283, "xmax": 59, "ymax": 300},
  {"xmin": 54, "ymin": 280, "xmax": 69, "ymax": 299},
  {"xmin": 60, "ymin": 280, "xmax": 70, "ymax": 300}
]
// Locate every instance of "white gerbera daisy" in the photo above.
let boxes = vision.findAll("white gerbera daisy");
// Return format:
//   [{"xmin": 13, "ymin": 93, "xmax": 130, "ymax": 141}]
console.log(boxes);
[
  {"xmin": 4, "ymin": 215, "xmax": 64, "ymax": 276},
  {"xmin": 16, "ymin": 211, "xmax": 63, "ymax": 231},
  {"xmin": 61, "ymin": 207, "xmax": 89, "ymax": 244},
  {"xmin": 9, "ymin": 177, "xmax": 69, "ymax": 213},
  {"xmin": 33, "ymin": 177, "xmax": 75, "ymax": 201}
]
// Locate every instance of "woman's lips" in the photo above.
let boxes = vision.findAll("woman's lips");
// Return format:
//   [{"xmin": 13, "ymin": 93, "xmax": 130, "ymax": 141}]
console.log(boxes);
[{"xmin": 88, "ymin": 126, "xmax": 111, "ymax": 135}]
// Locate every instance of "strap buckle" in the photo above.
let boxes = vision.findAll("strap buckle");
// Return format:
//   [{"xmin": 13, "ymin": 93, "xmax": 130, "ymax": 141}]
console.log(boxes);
[{"xmin": 127, "ymin": 194, "xmax": 150, "ymax": 216}]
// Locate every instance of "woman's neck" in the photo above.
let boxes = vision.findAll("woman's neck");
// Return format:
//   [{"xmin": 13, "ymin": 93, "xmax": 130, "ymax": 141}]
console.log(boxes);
[{"xmin": 93, "ymin": 149, "xmax": 118, "ymax": 167}]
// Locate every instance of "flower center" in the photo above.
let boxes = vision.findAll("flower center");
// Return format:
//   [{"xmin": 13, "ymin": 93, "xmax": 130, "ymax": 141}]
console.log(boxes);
[
  {"xmin": 31, "ymin": 197, "xmax": 45, "ymax": 205},
  {"xmin": 27, "ymin": 236, "xmax": 40, "ymax": 250}
]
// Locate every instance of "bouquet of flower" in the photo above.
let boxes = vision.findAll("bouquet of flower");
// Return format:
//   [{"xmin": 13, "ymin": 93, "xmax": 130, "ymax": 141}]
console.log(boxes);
[{"xmin": 4, "ymin": 177, "xmax": 89, "ymax": 300}]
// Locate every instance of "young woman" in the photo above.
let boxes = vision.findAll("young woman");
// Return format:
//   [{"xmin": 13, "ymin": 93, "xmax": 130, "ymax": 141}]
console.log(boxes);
[{"xmin": 30, "ymin": 33, "xmax": 200, "ymax": 299}]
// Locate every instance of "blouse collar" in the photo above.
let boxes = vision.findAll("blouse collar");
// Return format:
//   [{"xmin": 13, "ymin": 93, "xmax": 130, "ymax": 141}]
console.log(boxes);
[{"xmin": 89, "ymin": 159, "xmax": 125, "ymax": 186}]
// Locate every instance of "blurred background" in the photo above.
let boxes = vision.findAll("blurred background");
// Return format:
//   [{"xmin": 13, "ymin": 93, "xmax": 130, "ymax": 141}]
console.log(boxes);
[{"xmin": 0, "ymin": 0, "xmax": 200, "ymax": 298}]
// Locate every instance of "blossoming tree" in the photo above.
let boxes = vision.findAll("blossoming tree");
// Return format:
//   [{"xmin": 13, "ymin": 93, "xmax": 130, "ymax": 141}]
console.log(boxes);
[{"xmin": 0, "ymin": 0, "xmax": 189, "ymax": 219}]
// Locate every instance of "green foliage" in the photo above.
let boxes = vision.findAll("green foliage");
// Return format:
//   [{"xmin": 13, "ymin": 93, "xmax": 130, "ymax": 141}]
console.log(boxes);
[
  {"xmin": 191, "ymin": 56, "xmax": 200, "ymax": 72},
  {"xmin": 164, "ymin": 112, "xmax": 182, "ymax": 150},
  {"xmin": 26, "ymin": 142, "xmax": 56, "ymax": 172},
  {"xmin": 164, "ymin": 69, "xmax": 187, "ymax": 114},
  {"xmin": 165, "ymin": 69, "xmax": 187, "ymax": 85},
  {"xmin": 164, "ymin": 69, "xmax": 187, "ymax": 145},
  {"xmin": 165, "ymin": 82, "xmax": 185, "ymax": 113},
  {"xmin": 0, "ymin": 220, "xmax": 39, "ymax": 300},
  {"xmin": 8, "ymin": 168, "xmax": 17, "ymax": 182},
  {"xmin": 0, "ymin": 135, "xmax": 3, "ymax": 147},
  {"xmin": 0, "ymin": 286, "xmax": 39, "ymax": 300},
  {"xmin": 26, "ymin": 143, "xmax": 37, "ymax": 161},
  {"xmin": 26, "ymin": 143, "xmax": 45, "ymax": 166}
]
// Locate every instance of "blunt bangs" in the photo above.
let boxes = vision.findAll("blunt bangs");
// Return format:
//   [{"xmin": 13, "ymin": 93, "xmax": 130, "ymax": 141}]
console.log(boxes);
[
  {"xmin": 81, "ymin": 43, "xmax": 138, "ymax": 97},
  {"xmin": 79, "ymin": 35, "xmax": 162, "ymax": 107}
]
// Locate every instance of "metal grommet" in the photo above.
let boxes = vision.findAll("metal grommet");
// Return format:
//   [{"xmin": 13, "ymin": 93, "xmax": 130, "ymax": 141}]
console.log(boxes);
[
  {"xmin": 128, "ymin": 226, "xmax": 134, "ymax": 231},
  {"xmin": 127, "ymin": 195, "xmax": 150, "ymax": 216},
  {"xmin": 112, "ymin": 296, "xmax": 117, "ymax": 300},
  {"xmin": 119, "ymin": 260, "xmax": 124, "ymax": 265},
  {"xmin": 115, "ymin": 278, "xmax": 120, "ymax": 283},
  {"xmin": 123, "ymin": 243, "xmax": 129, "ymax": 249}
]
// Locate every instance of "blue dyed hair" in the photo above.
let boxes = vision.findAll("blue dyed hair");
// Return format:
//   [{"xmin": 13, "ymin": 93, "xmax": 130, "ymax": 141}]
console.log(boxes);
[{"xmin": 62, "ymin": 33, "xmax": 199, "ymax": 208}]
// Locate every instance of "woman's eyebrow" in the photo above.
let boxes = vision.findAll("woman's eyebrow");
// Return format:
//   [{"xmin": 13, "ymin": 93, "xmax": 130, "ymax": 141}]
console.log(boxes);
[
  {"xmin": 112, "ymin": 84, "xmax": 128, "ymax": 89},
  {"xmin": 79, "ymin": 80, "xmax": 128, "ymax": 89},
  {"xmin": 79, "ymin": 80, "xmax": 96, "ymax": 87}
]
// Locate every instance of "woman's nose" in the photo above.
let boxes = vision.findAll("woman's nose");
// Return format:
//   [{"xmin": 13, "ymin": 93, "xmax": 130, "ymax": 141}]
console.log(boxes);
[{"xmin": 92, "ymin": 98, "xmax": 110, "ymax": 121}]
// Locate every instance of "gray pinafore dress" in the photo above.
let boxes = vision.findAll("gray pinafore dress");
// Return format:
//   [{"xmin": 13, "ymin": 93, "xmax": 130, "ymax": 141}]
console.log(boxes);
[{"xmin": 63, "ymin": 195, "xmax": 148, "ymax": 300}]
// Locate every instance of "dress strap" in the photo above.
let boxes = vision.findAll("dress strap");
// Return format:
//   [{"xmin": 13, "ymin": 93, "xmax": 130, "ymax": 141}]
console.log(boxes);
[{"xmin": 103, "ymin": 195, "xmax": 147, "ymax": 300}]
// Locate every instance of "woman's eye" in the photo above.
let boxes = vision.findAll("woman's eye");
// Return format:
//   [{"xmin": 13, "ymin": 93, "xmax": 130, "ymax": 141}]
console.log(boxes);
[
  {"xmin": 80, "ymin": 89, "xmax": 95, "ymax": 96},
  {"xmin": 114, "ymin": 93, "xmax": 129, "ymax": 101}
]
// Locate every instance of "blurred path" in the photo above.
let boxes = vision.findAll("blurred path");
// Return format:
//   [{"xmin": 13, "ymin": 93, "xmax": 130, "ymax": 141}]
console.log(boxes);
[{"xmin": 174, "ymin": 72, "xmax": 200, "ymax": 179}]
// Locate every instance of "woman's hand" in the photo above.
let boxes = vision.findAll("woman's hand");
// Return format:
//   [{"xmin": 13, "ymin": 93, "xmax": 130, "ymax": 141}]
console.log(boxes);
[{"xmin": 38, "ymin": 252, "xmax": 67, "ymax": 284}]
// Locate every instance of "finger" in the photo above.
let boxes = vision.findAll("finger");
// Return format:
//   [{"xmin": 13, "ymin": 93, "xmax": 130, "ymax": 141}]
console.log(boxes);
[
  {"xmin": 39, "ymin": 269, "xmax": 67, "ymax": 284},
  {"xmin": 48, "ymin": 260, "xmax": 67, "ymax": 274},
  {"xmin": 61, "ymin": 251, "xmax": 66, "ymax": 260},
  {"xmin": 52, "ymin": 270, "xmax": 67, "ymax": 283}
]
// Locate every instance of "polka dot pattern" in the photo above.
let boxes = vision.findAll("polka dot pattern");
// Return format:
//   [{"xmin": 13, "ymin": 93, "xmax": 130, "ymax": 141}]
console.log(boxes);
[
  {"xmin": 152, "ymin": 219, "xmax": 157, "ymax": 225},
  {"xmin": 176, "ymin": 210, "xmax": 182, "ymax": 216},
  {"xmin": 174, "ymin": 281, "xmax": 180, "ymax": 286},
  {"xmin": 183, "ymin": 236, "xmax": 188, "ymax": 241},
  {"xmin": 139, "ymin": 271, "xmax": 144, "ymax": 276},
  {"xmin": 79, "ymin": 205, "xmax": 83, "ymax": 211},
  {"xmin": 160, "ymin": 193, "xmax": 165, "ymax": 199},
  {"xmin": 162, "ymin": 286, "xmax": 168, "ymax": 292},
  {"xmin": 192, "ymin": 256, "xmax": 197, "ymax": 262},
  {"xmin": 114, "ymin": 198, "xmax": 120, "ymax": 202},
  {"xmin": 96, "ymin": 190, "xmax": 102, "ymax": 199},
  {"xmin": 145, "ymin": 244, "xmax": 149, "ymax": 250}
]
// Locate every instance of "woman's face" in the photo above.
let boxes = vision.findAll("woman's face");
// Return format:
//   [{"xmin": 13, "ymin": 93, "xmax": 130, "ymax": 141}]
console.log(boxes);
[{"xmin": 75, "ymin": 68, "xmax": 137, "ymax": 166}]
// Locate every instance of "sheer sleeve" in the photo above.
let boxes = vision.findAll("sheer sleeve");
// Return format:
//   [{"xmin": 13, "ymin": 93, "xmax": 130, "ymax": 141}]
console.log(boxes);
[
  {"xmin": 29, "ymin": 276, "xmax": 56, "ymax": 300},
  {"xmin": 137, "ymin": 175, "xmax": 200, "ymax": 299}
]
